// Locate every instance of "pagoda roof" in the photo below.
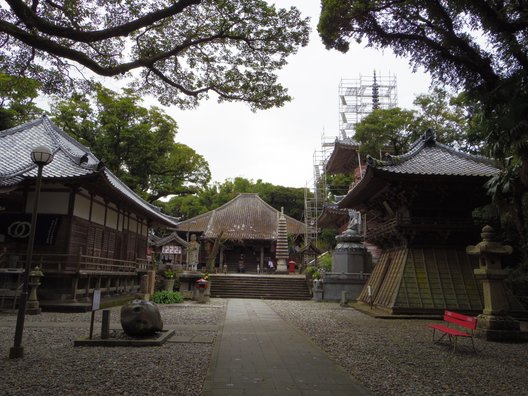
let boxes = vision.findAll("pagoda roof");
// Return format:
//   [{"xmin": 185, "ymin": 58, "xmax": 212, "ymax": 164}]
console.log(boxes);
[
  {"xmin": 176, "ymin": 193, "xmax": 305, "ymax": 241},
  {"xmin": 325, "ymin": 138, "xmax": 361, "ymax": 174},
  {"xmin": 151, "ymin": 232, "xmax": 190, "ymax": 248},
  {"xmin": 339, "ymin": 130, "xmax": 499, "ymax": 208},
  {"xmin": 317, "ymin": 204, "xmax": 349, "ymax": 229},
  {"xmin": 0, "ymin": 116, "xmax": 178, "ymax": 227}
]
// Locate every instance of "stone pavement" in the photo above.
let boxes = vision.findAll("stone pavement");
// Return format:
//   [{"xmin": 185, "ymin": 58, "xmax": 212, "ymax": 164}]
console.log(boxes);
[{"xmin": 201, "ymin": 298, "xmax": 372, "ymax": 396}]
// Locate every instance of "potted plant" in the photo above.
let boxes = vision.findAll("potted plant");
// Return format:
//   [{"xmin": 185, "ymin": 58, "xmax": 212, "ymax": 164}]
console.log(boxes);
[{"xmin": 163, "ymin": 268, "xmax": 176, "ymax": 291}]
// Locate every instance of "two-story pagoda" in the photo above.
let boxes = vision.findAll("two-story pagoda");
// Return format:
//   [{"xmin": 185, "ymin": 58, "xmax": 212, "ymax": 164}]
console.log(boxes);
[{"xmin": 339, "ymin": 130, "xmax": 500, "ymax": 315}]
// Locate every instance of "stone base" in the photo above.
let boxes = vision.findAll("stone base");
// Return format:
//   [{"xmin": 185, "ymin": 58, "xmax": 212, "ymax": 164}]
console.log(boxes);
[
  {"xmin": 26, "ymin": 307, "xmax": 42, "ymax": 315},
  {"xmin": 74, "ymin": 329, "xmax": 175, "ymax": 347},
  {"xmin": 475, "ymin": 314, "xmax": 528, "ymax": 342},
  {"xmin": 321, "ymin": 273, "xmax": 368, "ymax": 301},
  {"xmin": 275, "ymin": 259, "xmax": 288, "ymax": 274}
]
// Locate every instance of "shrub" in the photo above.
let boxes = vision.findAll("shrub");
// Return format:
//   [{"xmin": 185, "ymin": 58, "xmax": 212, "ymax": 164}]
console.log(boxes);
[
  {"xmin": 318, "ymin": 252, "xmax": 332, "ymax": 272},
  {"xmin": 152, "ymin": 290, "xmax": 184, "ymax": 304}
]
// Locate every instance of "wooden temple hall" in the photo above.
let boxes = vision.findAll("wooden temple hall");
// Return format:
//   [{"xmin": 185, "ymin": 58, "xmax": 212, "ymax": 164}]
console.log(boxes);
[
  {"xmin": 0, "ymin": 117, "xmax": 178, "ymax": 309},
  {"xmin": 168, "ymin": 193, "xmax": 305, "ymax": 273},
  {"xmin": 333, "ymin": 130, "xmax": 524, "ymax": 315}
]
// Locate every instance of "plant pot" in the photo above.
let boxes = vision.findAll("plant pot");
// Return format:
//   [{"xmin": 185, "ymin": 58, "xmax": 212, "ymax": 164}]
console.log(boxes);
[{"xmin": 163, "ymin": 279, "xmax": 175, "ymax": 292}]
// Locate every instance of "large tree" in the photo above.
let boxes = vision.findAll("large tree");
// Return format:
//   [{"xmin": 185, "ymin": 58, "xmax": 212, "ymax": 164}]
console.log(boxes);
[
  {"xmin": 52, "ymin": 85, "xmax": 210, "ymax": 202},
  {"xmin": 1, "ymin": 0, "xmax": 310, "ymax": 110}
]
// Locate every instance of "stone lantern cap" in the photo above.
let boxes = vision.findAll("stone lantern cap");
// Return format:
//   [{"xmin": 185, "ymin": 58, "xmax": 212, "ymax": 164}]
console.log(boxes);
[{"xmin": 466, "ymin": 225, "xmax": 513, "ymax": 256}]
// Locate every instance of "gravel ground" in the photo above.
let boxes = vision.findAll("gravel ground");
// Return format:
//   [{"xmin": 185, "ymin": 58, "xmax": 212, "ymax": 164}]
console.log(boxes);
[
  {"xmin": 267, "ymin": 300, "xmax": 528, "ymax": 396},
  {"xmin": 0, "ymin": 300, "xmax": 227, "ymax": 396},
  {"xmin": 1, "ymin": 299, "xmax": 528, "ymax": 395}
]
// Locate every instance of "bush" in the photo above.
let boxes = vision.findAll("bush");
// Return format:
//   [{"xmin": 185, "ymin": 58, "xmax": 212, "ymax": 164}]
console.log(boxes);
[
  {"xmin": 318, "ymin": 252, "xmax": 332, "ymax": 272},
  {"xmin": 152, "ymin": 290, "xmax": 184, "ymax": 304}
]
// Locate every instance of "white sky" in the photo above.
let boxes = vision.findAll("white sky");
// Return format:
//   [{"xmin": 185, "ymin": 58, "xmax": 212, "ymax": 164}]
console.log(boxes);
[{"xmin": 167, "ymin": 1, "xmax": 432, "ymax": 189}]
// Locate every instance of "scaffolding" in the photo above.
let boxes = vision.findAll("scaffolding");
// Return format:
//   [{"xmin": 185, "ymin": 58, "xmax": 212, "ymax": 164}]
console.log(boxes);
[
  {"xmin": 304, "ymin": 72, "xmax": 398, "ymax": 250},
  {"xmin": 339, "ymin": 72, "xmax": 398, "ymax": 139},
  {"xmin": 304, "ymin": 134, "xmax": 334, "ymax": 248}
]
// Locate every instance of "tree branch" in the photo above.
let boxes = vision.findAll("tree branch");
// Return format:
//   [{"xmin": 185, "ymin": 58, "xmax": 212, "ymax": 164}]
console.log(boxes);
[{"xmin": 5, "ymin": 0, "xmax": 201, "ymax": 42}]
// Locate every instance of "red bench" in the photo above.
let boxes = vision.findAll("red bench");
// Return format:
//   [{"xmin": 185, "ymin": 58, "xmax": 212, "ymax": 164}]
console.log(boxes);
[{"xmin": 427, "ymin": 310, "xmax": 477, "ymax": 353}]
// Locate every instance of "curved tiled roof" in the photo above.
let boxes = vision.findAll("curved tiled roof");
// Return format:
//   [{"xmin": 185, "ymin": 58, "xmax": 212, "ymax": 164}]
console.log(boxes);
[
  {"xmin": 0, "ymin": 117, "xmax": 177, "ymax": 227},
  {"xmin": 366, "ymin": 129, "xmax": 499, "ymax": 177},
  {"xmin": 325, "ymin": 138, "xmax": 361, "ymax": 174},
  {"xmin": 339, "ymin": 130, "xmax": 499, "ymax": 209},
  {"xmin": 176, "ymin": 193, "xmax": 305, "ymax": 241}
]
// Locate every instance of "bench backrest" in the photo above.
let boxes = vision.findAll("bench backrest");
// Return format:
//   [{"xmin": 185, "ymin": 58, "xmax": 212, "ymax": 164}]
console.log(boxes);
[{"xmin": 443, "ymin": 310, "xmax": 477, "ymax": 330}]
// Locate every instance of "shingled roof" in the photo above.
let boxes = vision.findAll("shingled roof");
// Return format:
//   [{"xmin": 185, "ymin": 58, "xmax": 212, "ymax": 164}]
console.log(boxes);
[
  {"xmin": 176, "ymin": 193, "xmax": 305, "ymax": 241},
  {"xmin": 0, "ymin": 116, "xmax": 178, "ymax": 227},
  {"xmin": 339, "ymin": 130, "xmax": 500, "ymax": 208}
]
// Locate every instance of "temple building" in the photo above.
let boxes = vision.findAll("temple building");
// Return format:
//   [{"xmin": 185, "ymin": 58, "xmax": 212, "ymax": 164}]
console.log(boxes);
[
  {"xmin": 0, "ymin": 117, "xmax": 177, "ymax": 309},
  {"xmin": 339, "ymin": 130, "xmax": 506, "ymax": 315},
  {"xmin": 173, "ymin": 193, "xmax": 305, "ymax": 273}
]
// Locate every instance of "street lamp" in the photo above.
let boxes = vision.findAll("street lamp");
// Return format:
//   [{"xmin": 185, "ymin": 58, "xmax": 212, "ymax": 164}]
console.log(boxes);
[{"xmin": 9, "ymin": 146, "xmax": 54, "ymax": 359}]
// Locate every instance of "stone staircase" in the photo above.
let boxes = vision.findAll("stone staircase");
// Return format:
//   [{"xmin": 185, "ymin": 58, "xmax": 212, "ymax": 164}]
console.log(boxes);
[{"xmin": 209, "ymin": 274, "xmax": 311, "ymax": 300}]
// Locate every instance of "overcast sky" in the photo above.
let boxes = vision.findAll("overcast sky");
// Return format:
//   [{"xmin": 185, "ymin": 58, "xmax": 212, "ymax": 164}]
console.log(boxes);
[{"xmin": 166, "ymin": 1, "xmax": 432, "ymax": 190}]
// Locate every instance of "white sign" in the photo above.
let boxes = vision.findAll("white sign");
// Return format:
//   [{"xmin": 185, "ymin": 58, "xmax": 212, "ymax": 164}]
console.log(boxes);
[
  {"xmin": 92, "ymin": 290, "xmax": 101, "ymax": 311},
  {"xmin": 162, "ymin": 245, "xmax": 181, "ymax": 254}
]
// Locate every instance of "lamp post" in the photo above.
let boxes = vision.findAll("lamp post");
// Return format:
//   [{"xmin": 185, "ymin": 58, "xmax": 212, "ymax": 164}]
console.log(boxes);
[{"xmin": 9, "ymin": 146, "xmax": 54, "ymax": 359}]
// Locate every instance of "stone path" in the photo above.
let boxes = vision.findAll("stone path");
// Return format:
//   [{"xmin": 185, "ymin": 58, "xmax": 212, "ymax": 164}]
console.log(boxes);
[{"xmin": 201, "ymin": 298, "xmax": 372, "ymax": 396}]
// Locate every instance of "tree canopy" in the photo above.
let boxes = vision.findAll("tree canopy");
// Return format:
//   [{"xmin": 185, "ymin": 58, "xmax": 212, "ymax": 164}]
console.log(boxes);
[
  {"xmin": 1, "ymin": 0, "xmax": 310, "ymax": 110},
  {"xmin": 163, "ymin": 177, "xmax": 307, "ymax": 221},
  {"xmin": 0, "ymin": 73, "xmax": 44, "ymax": 130},
  {"xmin": 355, "ymin": 107, "xmax": 417, "ymax": 157},
  {"xmin": 52, "ymin": 84, "xmax": 210, "ymax": 202}
]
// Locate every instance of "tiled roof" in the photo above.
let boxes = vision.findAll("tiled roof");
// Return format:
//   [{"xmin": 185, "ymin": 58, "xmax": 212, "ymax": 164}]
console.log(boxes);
[
  {"xmin": 151, "ymin": 232, "xmax": 190, "ymax": 248},
  {"xmin": 0, "ymin": 117, "xmax": 177, "ymax": 227},
  {"xmin": 366, "ymin": 129, "xmax": 499, "ymax": 177},
  {"xmin": 317, "ymin": 204, "xmax": 349, "ymax": 229},
  {"xmin": 339, "ymin": 130, "xmax": 499, "ymax": 209},
  {"xmin": 325, "ymin": 138, "xmax": 361, "ymax": 174},
  {"xmin": 176, "ymin": 193, "xmax": 305, "ymax": 241}
]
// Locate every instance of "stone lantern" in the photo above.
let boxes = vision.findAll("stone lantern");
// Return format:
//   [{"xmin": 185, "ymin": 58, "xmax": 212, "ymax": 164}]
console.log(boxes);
[
  {"xmin": 26, "ymin": 266, "xmax": 44, "ymax": 315},
  {"xmin": 466, "ymin": 225, "xmax": 526, "ymax": 341}
]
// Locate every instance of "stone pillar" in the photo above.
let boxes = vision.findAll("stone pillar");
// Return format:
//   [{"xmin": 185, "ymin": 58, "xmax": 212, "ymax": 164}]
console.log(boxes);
[
  {"xmin": 313, "ymin": 279, "xmax": 323, "ymax": 302},
  {"xmin": 466, "ymin": 225, "xmax": 526, "ymax": 342}
]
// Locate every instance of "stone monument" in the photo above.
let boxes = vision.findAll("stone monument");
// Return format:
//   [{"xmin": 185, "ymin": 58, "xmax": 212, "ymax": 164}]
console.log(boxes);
[
  {"xmin": 466, "ymin": 225, "xmax": 527, "ymax": 342},
  {"xmin": 275, "ymin": 208, "xmax": 289, "ymax": 274},
  {"xmin": 187, "ymin": 234, "xmax": 200, "ymax": 271},
  {"xmin": 321, "ymin": 210, "xmax": 371, "ymax": 301}
]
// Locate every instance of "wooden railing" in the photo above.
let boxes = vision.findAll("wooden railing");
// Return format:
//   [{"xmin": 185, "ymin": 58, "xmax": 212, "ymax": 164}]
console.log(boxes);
[
  {"xmin": 0, "ymin": 251, "xmax": 154, "ymax": 274},
  {"xmin": 366, "ymin": 214, "xmax": 477, "ymax": 240}
]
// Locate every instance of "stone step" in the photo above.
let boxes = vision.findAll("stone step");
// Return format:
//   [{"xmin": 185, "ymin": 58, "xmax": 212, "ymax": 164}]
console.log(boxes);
[{"xmin": 209, "ymin": 275, "xmax": 311, "ymax": 300}]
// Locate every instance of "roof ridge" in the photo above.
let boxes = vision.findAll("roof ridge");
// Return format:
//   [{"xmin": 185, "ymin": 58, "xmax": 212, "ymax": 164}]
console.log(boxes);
[
  {"xmin": 42, "ymin": 116, "xmax": 100, "ymax": 170},
  {"xmin": 366, "ymin": 129, "xmax": 496, "ymax": 168},
  {"xmin": 0, "ymin": 117, "xmax": 45, "ymax": 137}
]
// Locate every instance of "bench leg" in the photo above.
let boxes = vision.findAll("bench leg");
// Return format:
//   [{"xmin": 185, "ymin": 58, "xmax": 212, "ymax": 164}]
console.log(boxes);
[{"xmin": 432, "ymin": 329, "xmax": 448, "ymax": 344}]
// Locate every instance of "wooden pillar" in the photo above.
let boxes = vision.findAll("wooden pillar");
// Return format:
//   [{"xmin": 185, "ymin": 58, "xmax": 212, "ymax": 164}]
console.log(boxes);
[
  {"xmin": 260, "ymin": 246, "xmax": 264, "ymax": 269},
  {"xmin": 71, "ymin": 276, "xmax": 79, "ymax": 302}
]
